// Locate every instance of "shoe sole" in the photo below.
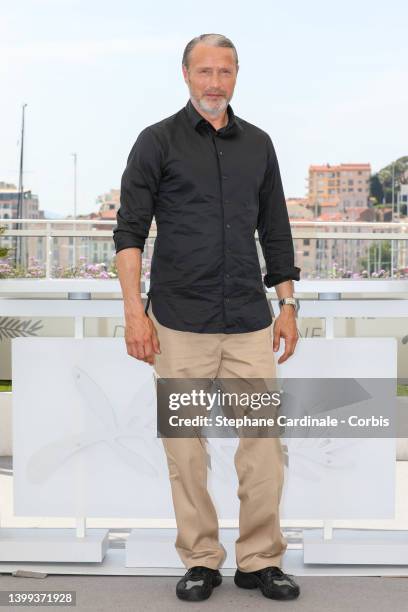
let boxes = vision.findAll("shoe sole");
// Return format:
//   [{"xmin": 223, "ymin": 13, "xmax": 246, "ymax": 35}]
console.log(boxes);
[{"xmin": 234, "ymin": 570, "xmax": 300, "ymax": 600}]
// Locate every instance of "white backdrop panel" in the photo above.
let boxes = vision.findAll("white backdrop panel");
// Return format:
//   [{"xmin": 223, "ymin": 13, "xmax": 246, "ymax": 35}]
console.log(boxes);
[{"xmin": 12, "ymin": 337, "xmax": 396, "ymax": 520}]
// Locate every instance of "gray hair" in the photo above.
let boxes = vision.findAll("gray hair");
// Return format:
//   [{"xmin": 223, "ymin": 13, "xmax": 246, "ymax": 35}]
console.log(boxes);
[{"xmin": 182, "ymin": 33, "xmax": 239, "ymax": 69}]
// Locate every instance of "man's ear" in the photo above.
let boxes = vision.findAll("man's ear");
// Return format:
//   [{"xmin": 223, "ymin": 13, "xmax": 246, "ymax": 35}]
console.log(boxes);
[{"xmin": 182, "ymin": 64, "xmax": 189, "ymax": 84}]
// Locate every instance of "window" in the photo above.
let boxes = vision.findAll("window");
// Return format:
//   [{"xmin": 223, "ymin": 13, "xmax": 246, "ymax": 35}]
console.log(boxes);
[{"xmin": 303, "ymin": 238, "xmax": 310, "ymax": 245}]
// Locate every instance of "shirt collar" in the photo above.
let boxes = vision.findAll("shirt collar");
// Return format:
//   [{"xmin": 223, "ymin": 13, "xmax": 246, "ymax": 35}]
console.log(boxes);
[{"xmin": 184, "ymin": 98, "xmax": 243, "ymax": 134}]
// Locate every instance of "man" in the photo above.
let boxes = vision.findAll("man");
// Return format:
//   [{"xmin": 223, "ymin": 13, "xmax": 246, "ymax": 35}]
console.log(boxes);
[{"xmin": 113, "ymin": 33, "xmax": 301, "ymax": 602}]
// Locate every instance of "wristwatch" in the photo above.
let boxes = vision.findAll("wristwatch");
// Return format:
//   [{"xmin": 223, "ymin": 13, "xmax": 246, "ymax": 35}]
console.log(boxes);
[{"xmin": 278, "ymin": 297, "xmax": 300, "ymax": 314}]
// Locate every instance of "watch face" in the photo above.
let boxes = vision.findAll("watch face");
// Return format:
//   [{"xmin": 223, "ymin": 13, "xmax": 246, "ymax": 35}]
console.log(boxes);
[{"xmin": 280, "ymin": 298, "xmax": 298, "ymax": 312}]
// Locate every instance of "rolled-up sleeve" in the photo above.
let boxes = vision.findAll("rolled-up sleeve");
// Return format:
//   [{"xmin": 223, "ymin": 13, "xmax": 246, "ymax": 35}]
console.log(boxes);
[
  {"xmin": 113, "ymin": 127, "xmax": 162, "ymax": 254},
  {"xmin": 257, "ymin": 135, "xmax": 301, "ymax": 287}
]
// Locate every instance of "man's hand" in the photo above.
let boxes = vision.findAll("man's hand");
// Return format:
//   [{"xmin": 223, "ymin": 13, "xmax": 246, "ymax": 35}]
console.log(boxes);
[
  {"xmin": 272, "ymin": 305, "xmax": 299, "ymax": 364},
  {"xmin": 125, "ymin": 313, "xmax": 161, "ymax": 365}
]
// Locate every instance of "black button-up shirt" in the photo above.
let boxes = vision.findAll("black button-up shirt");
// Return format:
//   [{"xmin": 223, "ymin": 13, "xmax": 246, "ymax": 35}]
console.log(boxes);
[{"xmin": 113, "ymin": 99, "xmax": 301, "ymax": 333}]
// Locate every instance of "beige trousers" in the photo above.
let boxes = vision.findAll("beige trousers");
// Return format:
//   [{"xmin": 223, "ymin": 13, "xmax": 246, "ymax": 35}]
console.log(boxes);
[{"xmin": 148, "ymin": 302, "xmax": 287, "ymax": 572}]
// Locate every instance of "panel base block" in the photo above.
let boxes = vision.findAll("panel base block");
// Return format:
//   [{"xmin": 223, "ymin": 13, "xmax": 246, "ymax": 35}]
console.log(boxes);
[
  {"xmin": 0, "ymin": 528, "xmax": 109, "ymax": 563},
  {"xmin": 303, "ymin": 529, "xmax": 408, "ymax": 565}
]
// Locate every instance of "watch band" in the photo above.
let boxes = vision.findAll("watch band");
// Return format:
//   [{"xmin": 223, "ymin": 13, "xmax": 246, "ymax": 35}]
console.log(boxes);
[{"xmin": 278, "ymin": 297, "xmax": 299, "ymax": 313}]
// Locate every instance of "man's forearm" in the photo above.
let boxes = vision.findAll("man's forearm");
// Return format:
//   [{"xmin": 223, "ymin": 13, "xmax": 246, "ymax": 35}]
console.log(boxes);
[
  {"xmin": 273, "ymin": 279, "xmax": 296, "ymax": 314},
  {"xmin": 115, "ymin": 248, "xmax": 146, "ymax": 319},
  {"xmin": 274, "ymin": 279, "xmax": 294, "ymax": 300}
]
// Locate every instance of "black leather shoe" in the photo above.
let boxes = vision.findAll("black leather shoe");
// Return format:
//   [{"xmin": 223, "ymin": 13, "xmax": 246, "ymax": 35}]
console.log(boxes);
[
  {"xmin": 176, "ymin": 565, "xmax": 222, "ymax": 601},
  {"xmin": 234, "ymin": 565, "xmax": 300, "ymax": 600}
]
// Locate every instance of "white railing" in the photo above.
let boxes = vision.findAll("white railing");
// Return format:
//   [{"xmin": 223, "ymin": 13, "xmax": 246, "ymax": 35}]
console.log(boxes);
[
  {"xmin": 1, "ymin": 217, "xmax": 408, "ymax": 276},
  {"xmin": 1, "ymin": 217, "xmax": 408, "ymax": 232}
]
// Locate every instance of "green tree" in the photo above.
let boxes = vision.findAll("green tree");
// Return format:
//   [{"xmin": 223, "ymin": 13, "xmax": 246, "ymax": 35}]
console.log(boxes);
[
  {"xmin": 359, "ymin": 240, "xmax": 391, "ymax": 275},
  {"xmin": 370, "ymin": 156, "xmax": 408, "ymax": 205},
  {"xmin": 369, "ymin": 175, "xmax": 383, "ymax": 204},
  {"xmin": 0, "ymin": 225, "xmax": 11, "ymax": 259}
]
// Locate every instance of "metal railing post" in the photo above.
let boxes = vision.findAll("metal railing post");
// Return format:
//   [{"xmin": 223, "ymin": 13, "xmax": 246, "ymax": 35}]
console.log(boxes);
[{"xmin": 45, "ymin": 222, "xmax": 52, "ymax": 279}]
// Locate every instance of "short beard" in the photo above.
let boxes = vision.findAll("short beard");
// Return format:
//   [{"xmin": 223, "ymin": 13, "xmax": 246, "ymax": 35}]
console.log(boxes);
[{"xmin": 193, "ymin": 93, "xmax": 229, "ymax": 117}]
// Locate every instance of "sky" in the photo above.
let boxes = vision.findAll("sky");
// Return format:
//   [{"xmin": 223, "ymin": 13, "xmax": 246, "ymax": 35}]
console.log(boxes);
[{"xmin": 1, "ymin": 0, "xmax": 407, "ymax": 216}]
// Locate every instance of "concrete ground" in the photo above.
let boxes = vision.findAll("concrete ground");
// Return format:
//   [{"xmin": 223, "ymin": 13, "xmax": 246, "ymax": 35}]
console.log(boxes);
[{"xmin": 0, "ymin": 572, "xmax": 408, "ymax": 611}]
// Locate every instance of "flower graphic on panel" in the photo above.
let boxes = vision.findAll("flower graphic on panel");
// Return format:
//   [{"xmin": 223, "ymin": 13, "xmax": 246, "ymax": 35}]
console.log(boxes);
[
  {"xmin": 204, "ymin": 377, "xmax": 374, "ymax": 484},
  {"xmin": 26, "ymin": 365, "xmax": 163, "ymax": 484},
  {"xmin": 276, "ymin": 377, "xmax": 374, "ymax": 482},
  {"xmin": 282, "ymin": 437, "xmax": 362, "ymax": 482}
]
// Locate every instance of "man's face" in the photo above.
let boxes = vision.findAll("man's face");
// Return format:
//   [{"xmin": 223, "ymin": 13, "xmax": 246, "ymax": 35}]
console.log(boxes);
[{"xmin": 182, "ymin": 43, "xmax": 238, "ymax": 116}]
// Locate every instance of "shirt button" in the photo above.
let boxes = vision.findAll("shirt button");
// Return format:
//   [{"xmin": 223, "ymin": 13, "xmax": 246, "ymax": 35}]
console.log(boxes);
[
  {"xmin": 225, "ymin": 298, "xmax": 230, "ymax": 303},
  {"xmin": 222, "ymin": 175, "xmax": 228, "ymax": 180},
  {"xmin": 226, "ymin": 223, "xmax": 231, "ymax": 229},
  {"xmin": 219, "ymin": 151, "xmax": 223, "ymax": 156},
  {"xmin": 225, "ymin": 273, "xmax": 230, "ymax": 278},
  {"xmin": 225, "ymin": 199, "xmax": 230, "ymax": 204}
]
